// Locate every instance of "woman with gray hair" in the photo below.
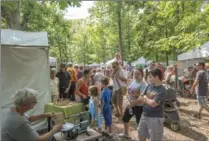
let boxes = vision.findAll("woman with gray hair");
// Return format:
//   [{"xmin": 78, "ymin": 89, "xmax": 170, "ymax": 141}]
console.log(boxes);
[{"xmin": 1, "ymin": 88, "xmax": 63, "ymax": 141}]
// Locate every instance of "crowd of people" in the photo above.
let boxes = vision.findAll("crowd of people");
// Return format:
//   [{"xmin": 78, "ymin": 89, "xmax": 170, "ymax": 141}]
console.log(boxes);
[
  {"xmin": 50, "ymin": 58, "xmax": 168, "ymax": 141},
  {"xmin": 1, "ymin": 52, "xmax": 209, "ymax": 141}
]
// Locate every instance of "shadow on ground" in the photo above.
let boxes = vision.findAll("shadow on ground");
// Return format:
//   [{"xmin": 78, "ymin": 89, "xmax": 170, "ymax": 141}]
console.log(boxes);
[{"xmin": 179, "ymin": 108, "xmax": 209, "ymax": 117}]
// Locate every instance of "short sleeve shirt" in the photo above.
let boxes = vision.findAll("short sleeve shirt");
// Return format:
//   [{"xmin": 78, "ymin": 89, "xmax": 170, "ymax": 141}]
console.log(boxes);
[
  {"xmin": 143, "ymin": 85, "xmax": 166, "ymax": 117},
  {"xmin": 56, "ymin": 71, "xmax": 71, "ymax": 88},
  {"xmin": 93, "ymin": 72, "xmax": 104, "ymax": 84},
  {"xmin": 67, "ymin": 67, "xmax": 77, "ymax": 82},
  {"xmin": 101, "ymin": 88, "xmax": 111, "ymax": 110},
  {"xmin": 1, "ymin": 109, "xmax": 39, "ymax": 141},
  {"xmin": 195, "ymin": 70, "xmax": 208, "ymax": 96},
  {"xmin": 128, "ymin": 80, "xmax": 147, "ymax": 106}
]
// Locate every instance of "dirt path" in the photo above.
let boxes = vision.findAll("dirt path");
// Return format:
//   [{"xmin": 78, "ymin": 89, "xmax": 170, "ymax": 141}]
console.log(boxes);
[{"xmin": 104, "ymin": 97, "xmax": 209, "ymax": 141}]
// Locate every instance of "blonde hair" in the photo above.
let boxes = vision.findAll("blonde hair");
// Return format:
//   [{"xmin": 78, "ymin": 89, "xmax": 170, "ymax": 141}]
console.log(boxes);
[{"xmin": 89, "ymin": 85, "xmax": 99, "ymax": 97}]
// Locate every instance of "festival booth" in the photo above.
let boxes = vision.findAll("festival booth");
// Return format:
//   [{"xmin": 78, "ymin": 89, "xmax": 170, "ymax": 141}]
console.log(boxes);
[
  {"xmin": 132, "ymin": 57, "xmax": 147, "ymax": 68},
  {"xmin": 1, "ymin": 29, "xmax": 50, "ymax": 130},
  {"xmin": 88, "ymin": 62, "xmax": 100, "ymax": 68},
  {"xmin": 49, "ymin": 56, "xmax": 57, "ymax": 69},
  {"xmin": 177, "ymin": 41, "xmax": 209, "ymax": 94},
  {"xmin": 106, "ymin": 58, "xmax": 128, "ymax": 66},
  {"xmin": 177, "ymin": 41, "xmax": 209, "ymax": 70}
]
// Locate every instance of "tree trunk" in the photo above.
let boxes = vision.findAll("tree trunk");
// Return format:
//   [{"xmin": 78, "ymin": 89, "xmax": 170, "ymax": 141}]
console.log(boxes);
[
  {"xmin": 64, "ymin": 37, "xmax": 69, "ymax": 62},
  {"xmin": 83, "ymin": 35, "xmax": 88, "ymax": 66},
  {"xmin": 1, "ymin": 1, "xmax": 21, "ymax": 29},
  {"xmin": 58, "ymin": 45, "xmax": 62, "ymax": 63},
  {"xmin": 117, "ymin": 1, "xmax": 124, "ymax": 63},
  {"xmin": 166, "ymin": 51, "xmax": 169, "ymax": 66},
  {"xmin": 101, "ymin": 35, "xmax": 106, "ymax": 65},
  {"xmin": 155, "ymin": 54, "xmax": 158, "ymax": 62},
  {"xmin": 165, "ymin": 19, "xmax": 169, "ymax": 66},
  {"xmin": 1, "ymin": 1, "xmax": 28, "ymax": 30},
  {"xmin": 127, "ymin": 18, "xmax": 131, "ymax": 54}
]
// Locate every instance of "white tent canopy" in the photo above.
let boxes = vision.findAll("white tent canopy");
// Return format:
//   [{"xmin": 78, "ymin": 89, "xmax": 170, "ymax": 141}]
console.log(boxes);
[
  {"xmin": 178, "ymin": 41, "xmax": 209, "ymax": 61},
  {"xmin": 106, "ymin": 59, "xmax": 116, "ymax": 66},
  {"xmin": 1, "ymin": 29, "xmax": 50, "ymax": 129},
  {"xmin": 49, "ymin": 56, "xmax": 57, "ymax": 67},
  {"xmin": 106, "ymin": 58, "xmax": 128, "ymax": 66},
  {"xmin": 1, "ymin": 29, "xmax": 48, "ymax": 47},
  {"xmin": 132, "ymin": 57, "xmax": 147, "ymax": 66},
  {"xmin": 88, "ymin": 62, "xmax": 100, "ymax": 67}
]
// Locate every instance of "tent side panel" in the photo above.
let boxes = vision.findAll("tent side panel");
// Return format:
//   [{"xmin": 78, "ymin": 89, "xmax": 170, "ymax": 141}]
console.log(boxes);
[{"xmin": 1, "ymin": 47, "xmax": 50, "ymax": 116}]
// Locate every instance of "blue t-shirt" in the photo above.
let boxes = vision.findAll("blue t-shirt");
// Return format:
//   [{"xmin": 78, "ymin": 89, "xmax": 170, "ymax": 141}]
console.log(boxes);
[
  {"xmin": 101, "ymin": 88, "xmax": 111, "ymax": 111},
  {"xmin": 143, "ymin": 85, "xmax": 166, "ymax": 117}
]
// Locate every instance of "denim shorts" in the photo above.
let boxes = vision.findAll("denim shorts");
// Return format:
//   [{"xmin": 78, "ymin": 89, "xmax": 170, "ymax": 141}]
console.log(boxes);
[
  {"xmin": 197, "ymin": 95, "xmax": 209, "ymax": 108},
  {"xmin": 138, "ymin": 114, "xmax": 164, "ymax": 141}
]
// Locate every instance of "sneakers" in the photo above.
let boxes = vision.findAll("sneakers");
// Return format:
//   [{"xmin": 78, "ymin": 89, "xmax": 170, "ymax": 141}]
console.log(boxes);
[{"xmin": 119, "ymin": 133, "xmax": 130, "ymax": 139}]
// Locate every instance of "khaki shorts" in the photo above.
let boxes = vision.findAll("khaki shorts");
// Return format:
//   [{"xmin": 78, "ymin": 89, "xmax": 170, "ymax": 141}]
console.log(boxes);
[{"xmin": 112, "ymin": 89, "xmax": 124, "ymax": 106}]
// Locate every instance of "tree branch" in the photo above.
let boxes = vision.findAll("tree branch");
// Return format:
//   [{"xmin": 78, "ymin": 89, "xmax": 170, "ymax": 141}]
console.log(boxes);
[
  {"xmin": 20, "ymin": 1, "xmax": 34, "ymax": 30},
  {"xmin": 21, "ymin": 14, "xmax": 29, "ymax": 30}
]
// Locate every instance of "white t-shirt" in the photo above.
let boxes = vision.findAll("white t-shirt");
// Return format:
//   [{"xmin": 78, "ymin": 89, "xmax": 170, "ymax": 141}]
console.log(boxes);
[
  {"xmin": 94, "ymin": 72, "xmax": 104, "ymax": 84},
  {"xmin": 113, "ymin": 69, "xmax": 127, "ymax": 92},
  {"xmin": 50, "ymin": 78, "xmax": 59, "ymax": 96}
]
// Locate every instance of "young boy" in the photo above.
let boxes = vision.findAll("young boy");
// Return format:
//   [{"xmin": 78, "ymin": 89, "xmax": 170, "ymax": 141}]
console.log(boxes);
[{"xmin": 101, "ymin": 77, "xmax": 112, "ymax": 135}]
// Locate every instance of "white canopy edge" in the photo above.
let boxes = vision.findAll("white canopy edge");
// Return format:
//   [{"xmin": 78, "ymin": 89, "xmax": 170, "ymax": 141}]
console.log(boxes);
[
  {"xmin": 1, "ymin": 29, "xmax": 49, "ymax": 47},
  {"xmin": 178, "ymin": 41, "xmax": 209, "ymax": 61},
  {"xmin": 132, "ymin": 57, "xmax": 147, "ymax": 65},
  {"xmin": 49, "ymin": 56, "xmax": 56, "ymax": 62}
]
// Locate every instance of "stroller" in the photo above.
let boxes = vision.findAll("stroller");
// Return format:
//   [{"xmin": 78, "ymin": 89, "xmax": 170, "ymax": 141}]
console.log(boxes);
[
  {"xmin": 163, "ymin": 84, "xmax": 181, "ymax": 131},
  {"xmin": 178, "ymin": 76, "xmax": 195, "ymax": 97}
]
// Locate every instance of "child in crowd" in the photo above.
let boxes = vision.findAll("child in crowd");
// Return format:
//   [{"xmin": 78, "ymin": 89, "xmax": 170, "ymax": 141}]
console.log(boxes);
[
  {"xmin": 101, "ymin": 77, "xmax": 112, "ymax": 135},
  {"xmin": 88, "ymin": 85, "xmax": 102, "ymax": 133}
]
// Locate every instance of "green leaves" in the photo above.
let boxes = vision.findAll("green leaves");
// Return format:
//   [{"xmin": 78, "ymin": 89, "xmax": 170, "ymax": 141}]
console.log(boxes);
[
  {"xmin": 58, "ymin": 0, "xmax": 81, "ymax": 10},
  {"xmin": 2, "ymin": 1, "xmax": 209, "ymax": 64}
]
